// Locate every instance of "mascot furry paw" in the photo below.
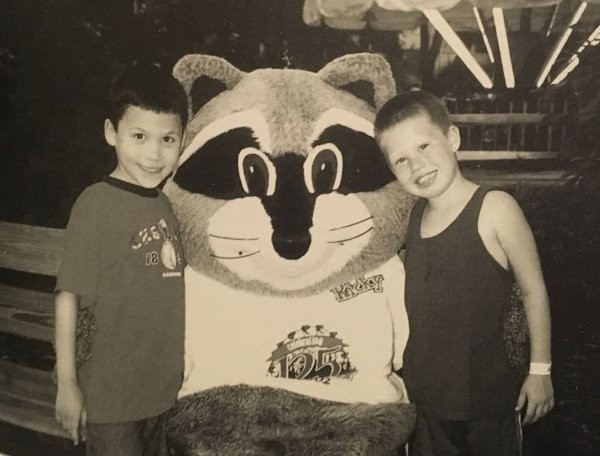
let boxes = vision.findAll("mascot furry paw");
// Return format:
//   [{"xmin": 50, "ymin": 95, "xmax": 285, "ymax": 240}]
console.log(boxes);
[{"xmin": 164, "ymin": 53, "xmax": 416, "ymax": 455}]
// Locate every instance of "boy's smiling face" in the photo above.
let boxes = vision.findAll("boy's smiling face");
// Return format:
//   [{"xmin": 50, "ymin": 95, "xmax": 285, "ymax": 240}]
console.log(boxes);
[
  {"xmin": 105, "ymin": 105, "xmax": 183, "ymax": 188},
  {"xmin": 378, "ymin": 112, "xmax": 461, "ymax": 200}
]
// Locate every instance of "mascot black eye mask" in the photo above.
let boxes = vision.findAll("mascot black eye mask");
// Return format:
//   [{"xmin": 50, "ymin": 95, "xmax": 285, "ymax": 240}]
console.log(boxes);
[{"xmin": 164, "ymin": 53, "xmax": 417, "ymax": 456}]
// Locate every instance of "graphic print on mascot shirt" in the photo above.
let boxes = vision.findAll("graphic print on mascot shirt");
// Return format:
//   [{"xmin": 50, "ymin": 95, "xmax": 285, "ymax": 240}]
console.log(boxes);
[
  {"xmin": 267, "ymin": 325, "xmax": 357, "ymax": 383},
  {"xmin": 164, "ymin": 53, "xmax": 415, "ymax": 406}
]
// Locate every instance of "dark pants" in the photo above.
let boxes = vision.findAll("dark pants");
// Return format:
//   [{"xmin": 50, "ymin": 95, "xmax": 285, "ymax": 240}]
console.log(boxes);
[
  {"xmin": 86, "ymin": 412, "xmax": 168, "ymax": 456},
  {"xmin": 409, "ymin": 409, "xmax": 521, "ymax": 456}
]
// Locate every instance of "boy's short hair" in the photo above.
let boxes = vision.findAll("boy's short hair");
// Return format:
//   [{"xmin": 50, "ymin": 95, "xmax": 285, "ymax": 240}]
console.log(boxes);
[
  {"xmin": 107, "ymin": 62, "xmax": 188, "ymax": 128},
  {"xmin": 374, "ymin": 90, "xmax": 451, "ymax": 137}
]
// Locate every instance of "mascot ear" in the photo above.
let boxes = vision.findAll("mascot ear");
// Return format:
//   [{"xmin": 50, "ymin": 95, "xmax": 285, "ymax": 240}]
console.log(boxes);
[
  {"xmin": 318, "ymin": 53, "xmax": 397, "ymax": 110},
  {"xmin": 173, "ymin": 54, "xmax": 246, "ymax": 119}
]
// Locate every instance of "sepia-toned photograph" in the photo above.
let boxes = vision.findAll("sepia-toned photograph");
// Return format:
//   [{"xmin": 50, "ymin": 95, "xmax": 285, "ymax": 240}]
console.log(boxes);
[{"xmin": 1, "ymin": 1, "xmax": 599, "ymax": 455}]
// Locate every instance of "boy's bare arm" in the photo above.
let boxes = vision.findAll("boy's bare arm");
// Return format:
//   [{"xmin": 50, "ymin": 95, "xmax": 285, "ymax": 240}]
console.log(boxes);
[
  {"xmin": 487, "ymin": 191, "xmax": 554, "ymax": 424},
  {"xmin": 55, "ymin": 290, "xmax": 86, "ymax": 444}
]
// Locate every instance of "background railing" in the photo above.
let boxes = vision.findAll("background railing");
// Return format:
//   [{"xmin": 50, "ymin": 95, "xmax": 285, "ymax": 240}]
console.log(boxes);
[{"xmin": 445, "ymin": 97, "xmax": 569, "ymax": 161}]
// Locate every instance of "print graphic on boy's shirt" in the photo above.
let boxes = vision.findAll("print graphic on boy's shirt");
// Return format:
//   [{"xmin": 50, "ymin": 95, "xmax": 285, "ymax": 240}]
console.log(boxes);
[
  {"xmin": 267, "ymin": 325, "xmax": 356, "ymax": 383},
  {"xmin": 130, "ymin": 218, "xmax": 184, "ymax": 276},
  {"xmin": 330, "ymin": 274, "xmax": 384, "ymax": 302}
]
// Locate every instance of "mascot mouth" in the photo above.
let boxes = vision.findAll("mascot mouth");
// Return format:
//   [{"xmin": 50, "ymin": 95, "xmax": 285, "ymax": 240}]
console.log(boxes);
[
  {"xmin": 207, "ymin": 195, "xmax": 374, "ymax": 287},
  {"xmin": 269, "ymin": 215, "xmax": 374, "ymax": 260},
  {"xmin": 209, "ymin": 214, "xmax": 373, "ymax": 261}
]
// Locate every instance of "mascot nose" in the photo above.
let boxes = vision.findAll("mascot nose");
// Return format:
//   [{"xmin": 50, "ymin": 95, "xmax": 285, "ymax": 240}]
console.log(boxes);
[
  {"xmin": 271, "ymin": 231, "xmax": 311, "ymax": 260},
  {"xmin": 264, "ymin": 153, "xmax": 316, "ymax": 260}
]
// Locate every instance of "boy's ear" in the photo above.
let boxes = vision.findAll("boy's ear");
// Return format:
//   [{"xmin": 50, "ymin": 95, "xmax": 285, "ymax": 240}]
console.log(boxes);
[
  {"xmin": 448, "ymin": 125, "xmax": 461, "ymax": 153},
  {"xmin": 104, "ymin": 119, "xmax": 117, "ymax": 147}
]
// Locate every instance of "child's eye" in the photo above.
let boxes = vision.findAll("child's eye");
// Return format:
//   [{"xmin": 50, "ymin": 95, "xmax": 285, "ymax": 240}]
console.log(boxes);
[
  {"xmin": 133, "ymin": 133, "xmax": 145, "ymax": 140},
  {"xmin": 418, "ymin": 143, "xmax": 429, "ymax": 151},
  {"xmin": 394, "ymin": 157, "xmax": 407, "ymax": 166},
  {"xmin": 163, "ymin": 136, "xmax": 176, "ymax": 144}
]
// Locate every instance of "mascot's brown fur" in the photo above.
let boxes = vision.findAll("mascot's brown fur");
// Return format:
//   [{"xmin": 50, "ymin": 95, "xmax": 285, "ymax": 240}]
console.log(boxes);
[
  {"xmin": 168, "ymin": 385, "xmax": 416, "ymax": 456},
  {"xmin": 164, "ymin": 52, "xmax": 414, "ymax": 455}
]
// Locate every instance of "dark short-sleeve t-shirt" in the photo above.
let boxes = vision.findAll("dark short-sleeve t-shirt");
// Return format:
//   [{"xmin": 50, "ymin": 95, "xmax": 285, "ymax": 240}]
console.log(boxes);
[{"xmin": 56, "ymin": 177, "xmax": 185, "ymax": 423}]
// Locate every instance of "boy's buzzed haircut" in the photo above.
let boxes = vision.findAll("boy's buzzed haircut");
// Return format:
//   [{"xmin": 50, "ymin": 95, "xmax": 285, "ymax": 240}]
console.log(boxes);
[
  {"xmin": 374, "ymin": 90, "xmax": 451, "ymax": 136},
  {"xmin": 108, "ymin": 62, "xmax": 188, "ymax": 127}
]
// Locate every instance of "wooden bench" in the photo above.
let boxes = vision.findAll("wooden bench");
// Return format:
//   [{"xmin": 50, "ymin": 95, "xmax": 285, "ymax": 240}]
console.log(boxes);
[{"xmin": 0, "ymin": 220, "xmax": 68, "ymax": 438}]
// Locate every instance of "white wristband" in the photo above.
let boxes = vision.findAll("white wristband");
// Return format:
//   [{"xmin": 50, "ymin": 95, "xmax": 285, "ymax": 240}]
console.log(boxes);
[{"xmin": 529, "ymin": 362, "xmax": 552, "ymax": 376}]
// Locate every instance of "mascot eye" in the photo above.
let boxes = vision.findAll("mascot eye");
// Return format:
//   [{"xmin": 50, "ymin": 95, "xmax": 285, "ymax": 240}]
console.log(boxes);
[
  {"xmin": 304, "ymin": 143, "xmax": 343, "ymax": 194},
  {"xmin": 238, "ymin": 147, "xmax": 276, "ymax": 197}
]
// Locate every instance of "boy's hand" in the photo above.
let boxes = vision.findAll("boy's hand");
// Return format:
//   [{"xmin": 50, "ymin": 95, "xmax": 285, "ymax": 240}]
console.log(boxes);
[
  {"xmin": 56, "ymin": 382, "xmax": 87, "ymax": 444},
  {"xmin": 516, "ymin": 374, "xmax": 554, "ymax": 425}
]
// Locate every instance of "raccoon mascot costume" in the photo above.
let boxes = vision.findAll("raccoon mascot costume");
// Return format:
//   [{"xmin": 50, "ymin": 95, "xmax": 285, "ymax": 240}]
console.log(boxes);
[{"xmin": 163, "ymin": 53, "xmax": 417, "ymax": 455}]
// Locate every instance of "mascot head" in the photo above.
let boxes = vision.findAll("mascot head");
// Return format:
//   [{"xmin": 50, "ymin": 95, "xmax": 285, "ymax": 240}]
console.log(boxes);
[{"xmin": 165, "ymin": 53, "xmax": 413, "ymax": 295}]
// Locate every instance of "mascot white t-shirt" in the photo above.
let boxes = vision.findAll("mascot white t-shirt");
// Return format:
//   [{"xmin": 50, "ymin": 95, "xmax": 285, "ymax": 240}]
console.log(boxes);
[{"xmin": 180, "ymin": 256, "xmax": 408, "ymax": 405}]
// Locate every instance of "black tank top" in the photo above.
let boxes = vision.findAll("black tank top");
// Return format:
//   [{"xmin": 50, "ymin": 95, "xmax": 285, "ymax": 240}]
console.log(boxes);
[{"xmin": 403, "ymin": 187, "xmax": 520, "ymax": 419}]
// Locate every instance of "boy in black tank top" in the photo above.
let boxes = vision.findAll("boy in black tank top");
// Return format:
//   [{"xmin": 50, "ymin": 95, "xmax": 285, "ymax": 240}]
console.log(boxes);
[{"xmin": 374, "ymin": 91, "xmax": 554, "ymax": 456}]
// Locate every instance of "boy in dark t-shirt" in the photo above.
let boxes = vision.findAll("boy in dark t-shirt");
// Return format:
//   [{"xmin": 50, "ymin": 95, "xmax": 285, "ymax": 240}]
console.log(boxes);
[
  {"xmin": 54, "ymin": 63, "xmax": 188, "ymax": 456},
  {"xmin": 374, "ymin": 91, "xmax": 554, "ymax": 456}
]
